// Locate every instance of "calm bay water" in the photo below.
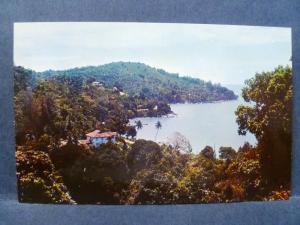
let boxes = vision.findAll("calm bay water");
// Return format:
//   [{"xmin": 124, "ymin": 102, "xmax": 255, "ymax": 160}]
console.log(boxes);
[{"xmin": 130, "ymin": 96, "xmax": 256, "ymax": 154}]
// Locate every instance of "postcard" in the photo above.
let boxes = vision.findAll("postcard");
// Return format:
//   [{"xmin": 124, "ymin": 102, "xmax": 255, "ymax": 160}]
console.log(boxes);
[{"xmin": 14, "ymin": 22, "xmax": 292, "ymax": 204}]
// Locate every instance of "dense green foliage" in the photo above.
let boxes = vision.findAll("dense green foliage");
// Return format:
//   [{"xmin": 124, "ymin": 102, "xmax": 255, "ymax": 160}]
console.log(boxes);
[
  {"xmin": 36, "ymin": 62, "xmax": 237, "ymax": 103},
  {"xmin": 15, "ymin": 65, "xmax": 291, "ymax": 204},
  {"xmin": 16, "ymin": 147, "xmax": 74, "ymax": 203},
  {"xmin": 14, "ymin": 66, "xmax": 171, "ymax": 147},
  {"xmin": 235, "ymin": 66, "xmax": 292, "ymax": 185}
]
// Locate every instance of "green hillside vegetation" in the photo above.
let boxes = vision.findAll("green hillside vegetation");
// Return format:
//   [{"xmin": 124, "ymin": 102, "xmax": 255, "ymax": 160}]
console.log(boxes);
[
  {"xmin": 37, "ymin": 62, "xmax": 237, "ymax": 103},
  {"xmin": 14, "ymin": 66, "xmax": 172, "ymax": 146},
  {"xmin": 14, "ymin": 65, "xmax": 291, "ymax": 204}
]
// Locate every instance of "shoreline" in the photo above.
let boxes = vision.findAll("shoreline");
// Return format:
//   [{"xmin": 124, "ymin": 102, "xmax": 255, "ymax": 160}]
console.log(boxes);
[
  {"xmin": 169, "ymin": 97, "xmax": 239, "ymax": 105},
  {"xmin": 129, "ymin": 98, "xmax": 240, "ymax": 121}
]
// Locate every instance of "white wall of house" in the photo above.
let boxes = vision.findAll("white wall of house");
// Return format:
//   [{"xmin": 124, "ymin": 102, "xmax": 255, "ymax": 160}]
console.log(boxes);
[{"xmin": 90, "ymin": 137, "xmax": 116, "ymax": 147}]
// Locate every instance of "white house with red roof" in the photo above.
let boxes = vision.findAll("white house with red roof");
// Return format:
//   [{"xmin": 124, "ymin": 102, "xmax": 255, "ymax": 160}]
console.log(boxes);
[{"xmin": 79, "ymin": 130, "xmax": 118, "ymax": 147}]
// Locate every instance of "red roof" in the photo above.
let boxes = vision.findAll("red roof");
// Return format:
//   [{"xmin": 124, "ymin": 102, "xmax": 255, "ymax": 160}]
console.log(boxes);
[{"xmin": 86, "ymin": 130, "xmax": 117, "ymax": 138}]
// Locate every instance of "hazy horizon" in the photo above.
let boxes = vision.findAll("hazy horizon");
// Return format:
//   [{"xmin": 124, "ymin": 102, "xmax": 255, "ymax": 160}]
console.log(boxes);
[{"xmin": 14, "ymin": 22, "xmax": 292, "ymax": 85}]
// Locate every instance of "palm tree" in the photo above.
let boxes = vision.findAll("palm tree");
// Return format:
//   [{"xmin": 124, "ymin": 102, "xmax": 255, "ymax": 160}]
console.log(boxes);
[
  {"xmin": 155, "ymin": 121, "xmax": 162, "ymax": 140},
  {"xmin": 135, "ymin": 120, "xmax": 143, "ymax": 130}
]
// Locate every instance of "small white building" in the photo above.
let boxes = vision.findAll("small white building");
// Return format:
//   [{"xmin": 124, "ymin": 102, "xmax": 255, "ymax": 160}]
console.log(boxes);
[{"xmin": 92, "ymin": 81, "xmax": 103, "ymax": 87}]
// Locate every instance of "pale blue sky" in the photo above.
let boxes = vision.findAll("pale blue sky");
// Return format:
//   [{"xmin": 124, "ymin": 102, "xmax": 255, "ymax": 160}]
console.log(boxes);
[{"xmin": 14, "ymin": 22, "xmax": 291, "ymax": 85}]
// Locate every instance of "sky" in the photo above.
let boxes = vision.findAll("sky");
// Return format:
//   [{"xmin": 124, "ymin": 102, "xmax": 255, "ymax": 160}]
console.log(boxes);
[{"xmin": 14, "ymin": 22, "xmax": 291, "ymax": 85}]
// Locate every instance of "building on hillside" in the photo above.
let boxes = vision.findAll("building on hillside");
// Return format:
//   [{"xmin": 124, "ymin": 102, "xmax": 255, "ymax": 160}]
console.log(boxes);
[
  {"xmin": 92, "ymin": 81, "xmax": 103, "ymax": 87},
  {"xmin": 119, "ymin": 91, "xmax": 126, "ymax": 96},
  {"xmin": 79, "ymin": 130, "xmax": 118, "ymax": 148},
  {"xmin": 137, "ymin": 108, "xmax": 149, "ymax": 113},
  {"xmin": 137, "ymin": 105, "xmax": 149, "ymax": 113}
]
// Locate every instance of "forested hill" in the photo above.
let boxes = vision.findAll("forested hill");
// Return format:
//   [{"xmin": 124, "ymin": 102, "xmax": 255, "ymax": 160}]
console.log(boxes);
[{"xmin": 36, "ymin": 62, "xmax": 237, "ymax": 103}]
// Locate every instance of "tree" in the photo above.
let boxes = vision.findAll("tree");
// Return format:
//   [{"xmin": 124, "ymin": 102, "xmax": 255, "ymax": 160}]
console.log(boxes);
[
  {"xmin": 14, "ymin": 66, "xmax": 35, "ymax": 95},
  {"xmin": 176, "ymin": 151, "xmax": 221, "ymax": 203},
  {"xmin": 135, "ymin": 120, "xmax": 143, "ymax": 130},
  {"xmin": 155, "ymin": 121, "xmax": 162, "ymax": 140},
  {"xmin": 126, "ymin": 126, "xmax": 137, "ymax": 139},
  {"xmin": 167, "ymin": 132, "xmax": 192, "ymax": 153},
  {"xmin": 127, "ymin": 140, "xmax": 162, "ymax": 175},
  {"xmin": 200, "ymin": 146, "xmax": 215, "ymax": 160},
  {"xmin": 235, "ymin": 66, "xmax": 292, "ymax": 185},
  {"xmin": 62, "ymin": 143, "xmax": 129, "ymax": 204},
  {"xmin": 217, "ymin": 144, "xmax": 263, "ymax": 202},
  {"xmin": 219, "ymin": 147, "xmax": 237, "ymax": 162},
  {"xmin": 14, "ymin": 78, "xmax": 100, "ymax": 148},
  {"xmin": 126, "ymin": 140, "xmax": 185, "ymax": 204},
  {"xmin": 16, "ymin": 149, "xmax": 74, "ymax": 203}
]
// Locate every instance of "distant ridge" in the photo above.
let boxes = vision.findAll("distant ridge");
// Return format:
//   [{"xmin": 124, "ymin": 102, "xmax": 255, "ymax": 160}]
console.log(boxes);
[{"xmin": 33, "ymin": 61, "xmax": 237, "ymax": 103}]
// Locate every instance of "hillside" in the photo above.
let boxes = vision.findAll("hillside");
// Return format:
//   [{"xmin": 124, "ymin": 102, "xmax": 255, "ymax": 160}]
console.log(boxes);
[
  {"xmin": 37, "ymin": 62, "xmax": 237, "ymax": 103},
  {"xmin": 14, "ymin": 64, "xmax": 291, "ymax": 204}
]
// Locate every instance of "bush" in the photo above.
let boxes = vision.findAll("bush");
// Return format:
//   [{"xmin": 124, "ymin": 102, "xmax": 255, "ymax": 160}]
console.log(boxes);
[{"xmin": 16, "ymin": 150, "xmax": 74, "ymax": 204}]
